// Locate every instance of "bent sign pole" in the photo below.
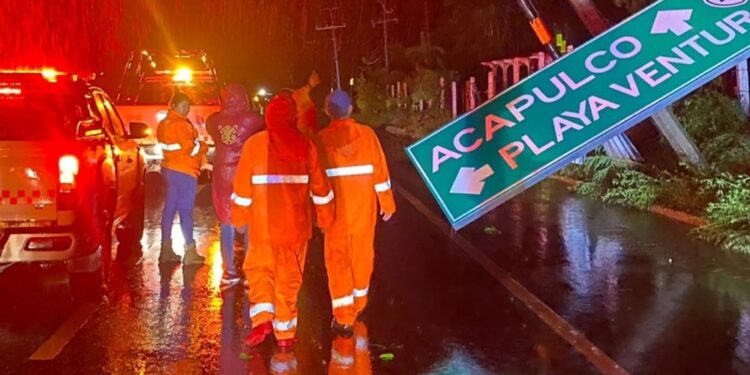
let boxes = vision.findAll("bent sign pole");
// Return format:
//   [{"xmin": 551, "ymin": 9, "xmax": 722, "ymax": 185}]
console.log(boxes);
[{"xmin": 406, "ymin": 0, "xmax": 750, "ymax": 230}]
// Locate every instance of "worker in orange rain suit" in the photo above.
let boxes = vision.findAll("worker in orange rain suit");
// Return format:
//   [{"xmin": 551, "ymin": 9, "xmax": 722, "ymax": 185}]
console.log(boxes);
[
  {"xmin": 232, "ymin": 93, "xmax": 335, "ymax": 348},
  {"xmin": 315, "ymin": 90, "xmax": 396, "ymax": 336},
  {"xmin": 157, "ymin": 91, "xmax": 209, "ymax": 265}
]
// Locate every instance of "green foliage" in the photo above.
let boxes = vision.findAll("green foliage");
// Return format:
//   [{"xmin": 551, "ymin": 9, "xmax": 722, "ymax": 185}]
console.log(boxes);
[
  {"xmin": 574, "ymin": 181, "xmax": 604, "ymax": 198},
  {"xmin": 676, "ymin": 87, "xmax": 747, "ymax": 149},
  {"xmin": 354, "ymin": 62, "xmax": 452, "ymax": 139},
  {"xmin": 558, "ymin": 164, "xmax": 588, "ymax": 180},
  {"xmin": 354, "ymin": 68, "xmax": 398, "ymax": 126},
  {"xmin": 656, "ymin": 169, "xmax": 712, "ymax": 214},
  {"xmin": 603, "ymin": 169, "xmax": 661, "ymax": 209},
  {"xmin": 695, "ymin": 174, "xmax": 750, "ymax": 254},
  {"xmin": 400, "ymin": 107, "xmax": 452, "ymax": 139},
  {"xmin": 671, "ymin": 82, "xmax": 750, "ymax": 174},
  {"xmin": 580, "ymin": 154, "xmax": 632, "ymax": 186},
  {"xmin": 408, "ymin": 68, "xmax": 443, "ymax": 104},
  {"xmin": 572, "ymin": 155, "xmax": 660, "ymax": 208},
  {"xmin": 702, "ymin": 133, "xmax": 750, "ymax": 175}
]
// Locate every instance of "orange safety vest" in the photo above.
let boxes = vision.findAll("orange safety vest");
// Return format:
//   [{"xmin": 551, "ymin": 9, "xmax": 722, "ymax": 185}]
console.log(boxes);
[
  {"xmin": 315, "ymin": 118, "xmax": 396, "ymax": 237},
  {"xmin": 231, "ymin": 131, "xmax": 334, "ymax": 246},
  {"xmin": 156, "ymin": 110, "xmax": 208, "ymax": 178}
]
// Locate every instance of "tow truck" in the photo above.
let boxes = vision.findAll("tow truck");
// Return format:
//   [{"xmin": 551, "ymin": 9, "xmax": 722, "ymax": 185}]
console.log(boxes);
[
  {"xmin": 0, "ymin": 69, "xmax": 148, "ymax": 299},
  {"xmin": 115, "ymin": 50, "xmax": 220, "ymax": 172}
]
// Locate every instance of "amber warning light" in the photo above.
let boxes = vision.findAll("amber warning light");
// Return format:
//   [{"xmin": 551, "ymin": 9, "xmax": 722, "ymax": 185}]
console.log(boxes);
[{"xmin": 0, "ymin": 87, "xmax": 22, "ymax": 95}]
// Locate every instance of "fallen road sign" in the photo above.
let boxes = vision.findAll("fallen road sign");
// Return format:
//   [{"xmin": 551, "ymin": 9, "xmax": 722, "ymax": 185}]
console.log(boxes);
[{"xmin": 406, "ymin": 0, "xmax": 750, "ymax": 229}]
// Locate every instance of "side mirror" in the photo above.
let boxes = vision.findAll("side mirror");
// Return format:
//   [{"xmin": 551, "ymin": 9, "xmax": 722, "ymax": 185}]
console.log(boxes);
[
  {"xmin": 76, "ymin": 119, "xmax": 104, "ymax": 139},
  {"xmin": 126, "ymin": 122, "xmax": 151, "ymax": 140}
]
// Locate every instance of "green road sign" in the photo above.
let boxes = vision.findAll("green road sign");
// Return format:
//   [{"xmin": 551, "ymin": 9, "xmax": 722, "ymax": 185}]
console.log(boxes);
[{"xmin": 406, "ymin": 0, "xmax": 750, "ymax": 229}]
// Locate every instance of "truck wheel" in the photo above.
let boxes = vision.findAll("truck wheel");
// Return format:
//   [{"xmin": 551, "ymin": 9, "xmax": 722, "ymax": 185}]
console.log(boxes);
[
  {"xmin": 71, "ymin": 204, "xmax": 113, "ymax": 301},
  {"xmin": 117, "ymin": 175, "xmax": 145, "ymax": 254}
]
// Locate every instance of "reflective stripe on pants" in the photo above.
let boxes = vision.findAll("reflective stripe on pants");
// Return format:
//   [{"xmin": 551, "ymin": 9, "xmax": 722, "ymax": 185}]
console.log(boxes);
[{"xmin": 324, "ymin": 232, "xmax": 375, "ymax": 326}]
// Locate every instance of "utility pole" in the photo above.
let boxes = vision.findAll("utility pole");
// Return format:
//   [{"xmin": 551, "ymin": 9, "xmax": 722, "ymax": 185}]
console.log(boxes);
[
  {"xmin": 423, "ymin": 0, "xmax": 432, "ymax": 51},
  {"xmin": 372, "ymin": 0, "xmax": 398, "ymax": 70},
  {"xmin": 316, "ymin": 4, "xmax": 346, "ymax": 89}
]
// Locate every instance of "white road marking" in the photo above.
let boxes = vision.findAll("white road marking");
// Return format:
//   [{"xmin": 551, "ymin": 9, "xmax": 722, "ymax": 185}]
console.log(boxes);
[{"xmin": 29, "ymin": 302, "xmax": 101, "ymax": 361}]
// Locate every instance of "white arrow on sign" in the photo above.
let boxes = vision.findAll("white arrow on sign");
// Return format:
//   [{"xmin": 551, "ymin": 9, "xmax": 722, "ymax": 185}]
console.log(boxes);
[
  {"xmin": 651, "ymin": 9, "xmax": 694, "ymax": 36},
  {"xmin": 450, "ymin": 165, "xmax": 494, "ymax": 196}
]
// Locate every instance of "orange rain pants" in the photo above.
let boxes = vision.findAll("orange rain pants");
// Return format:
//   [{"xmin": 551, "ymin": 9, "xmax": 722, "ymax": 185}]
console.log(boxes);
[
  {"xmin": 324, "ymin": 233, "xmax": 374, "ymax": 325},
  {"xmin": 243, "ymin": 242, "xmax": 308, "ymax": 341},
  {"xmin": 315, "ymin": 118, "xmax": 396, "ymax": 326}
]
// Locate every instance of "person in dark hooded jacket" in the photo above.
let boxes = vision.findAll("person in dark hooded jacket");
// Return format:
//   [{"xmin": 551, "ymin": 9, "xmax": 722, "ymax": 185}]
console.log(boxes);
[{"xmin": 207, "ymin": 83, "xmax": 264, "ymax": 289}]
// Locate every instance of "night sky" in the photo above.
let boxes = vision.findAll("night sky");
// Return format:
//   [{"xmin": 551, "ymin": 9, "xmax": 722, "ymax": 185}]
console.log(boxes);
[{"xmin": 0, "ymin": 0, "xmax": 629, "ymax": 92}]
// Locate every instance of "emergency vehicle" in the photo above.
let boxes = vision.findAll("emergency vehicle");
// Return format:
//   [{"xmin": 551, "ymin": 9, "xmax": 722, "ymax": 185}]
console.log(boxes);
[
  {"xmin": 115, "ymin": 50, "xmax": 220, "ymax": 172},
  {"xmin": 0, "ymin": 70, "xmax": 148, "ymax": 299}
]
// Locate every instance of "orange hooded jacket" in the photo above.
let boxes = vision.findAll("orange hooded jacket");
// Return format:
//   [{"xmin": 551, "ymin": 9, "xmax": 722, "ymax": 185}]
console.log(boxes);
[
  {"xmin": 231, "ymin": 95, "xmax": 334, "ymax": 246},
  {"xmin": 157, "ymin": 110, "xmax": 208, "ymax": 178},
  {"xmin": 315, "ymin": 118, "xmax": 396, "ymax": 237}
]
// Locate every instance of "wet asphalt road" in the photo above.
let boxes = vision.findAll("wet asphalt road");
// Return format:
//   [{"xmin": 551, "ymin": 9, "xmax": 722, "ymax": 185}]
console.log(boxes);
[{"xmin": 1, "ymin": 138, "xmax": 750, "ymax": 374}]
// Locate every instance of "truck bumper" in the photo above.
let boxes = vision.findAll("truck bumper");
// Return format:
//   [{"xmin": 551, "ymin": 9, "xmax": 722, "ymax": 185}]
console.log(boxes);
[
  {"xmin": 0, "ymin": 227, "xmax": 78, "ymax": 264},
  {"xmin": 0, "ymin": 224, "xmax": 102, "ymax": 273}
]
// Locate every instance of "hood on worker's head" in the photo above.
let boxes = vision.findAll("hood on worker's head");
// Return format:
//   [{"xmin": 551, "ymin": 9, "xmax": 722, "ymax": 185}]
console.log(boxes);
[
  {"xmin": 265, "ymin": 93, "xmax": 307, "ymax": 161},
  {"xmin": 265, "ymin": 93, "xmax": 298, "ymax": 131},
  {"xmin": 220, "ymin": 83, "xmax": 250, "ymax": 113}
]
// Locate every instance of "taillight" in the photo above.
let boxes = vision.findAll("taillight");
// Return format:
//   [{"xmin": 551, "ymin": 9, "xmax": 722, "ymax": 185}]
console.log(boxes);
[
  {"xmin": 59, "ymin": 155, "xmax": 79, "ymax": 210},
  {"xmin": 59, "ymin": 155, "xmax": 79, "ymax": 190}
]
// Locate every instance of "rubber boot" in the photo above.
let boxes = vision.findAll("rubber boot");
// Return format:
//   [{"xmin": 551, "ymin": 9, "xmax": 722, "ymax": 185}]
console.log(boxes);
[
  {"xmin": 331, "ymin": 318, "xmax": 354, "ymax": 338},
  {"xmin": 183, "ymin": 242, "xmax": 205, "ymax": 266},
  {"xmin": 159, "ymin": 241, "xmax": 181, "ymax": 264}
]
